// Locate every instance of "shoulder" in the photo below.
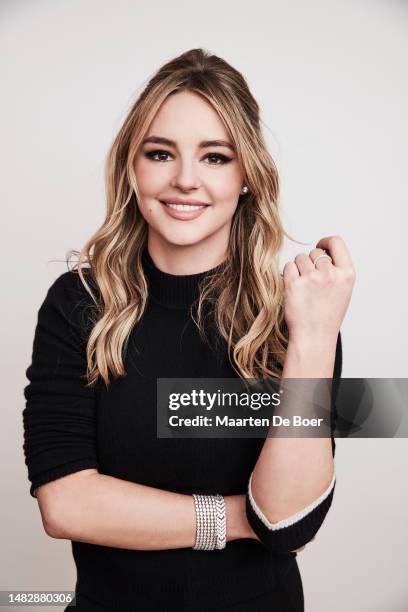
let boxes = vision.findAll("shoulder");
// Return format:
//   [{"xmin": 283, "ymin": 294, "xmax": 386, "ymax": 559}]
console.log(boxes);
[
  {"xmin": 44, "ymin": 268, "xmax": 98, "ymax": 308},
  {"xmin": 40, "ymin": 268, "xmax": 98, "ymax": 340},
  {"xmin": 46, "ymin": 268, "xmax": 96, "ymax": 299}
]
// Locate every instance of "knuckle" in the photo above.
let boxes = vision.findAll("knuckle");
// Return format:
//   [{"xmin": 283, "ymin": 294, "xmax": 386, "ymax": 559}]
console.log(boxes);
[
  {"xmin": 310, "ymin": 270, "xmax": 323, "ymax": 284},
  {"xmin": 343, "ymin": 267, "xmax": 356, "ymax": 283},
  {"xmin": 326, "ymin": 268, "xmax": 337, "ymax": 281},
  {"xmin": 328, "ymin": 235, "xmax": 342, "ymax": 246},
  {"xmin": 294, "ymin": 252, "xmax": 307, "ymax": 262},
  {"xmin": 283, "ymin": 262, "xmax": 294, "ymax": 274},
  {"xmin": 290, "ymin": 275, "xmax": 302, "ymax": 289},
  {"xmin": 309, "ymin": 248, "xmax": 324, "ymax": 258}
]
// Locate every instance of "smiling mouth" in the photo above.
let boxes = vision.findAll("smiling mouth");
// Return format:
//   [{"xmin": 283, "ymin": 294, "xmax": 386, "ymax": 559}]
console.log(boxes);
[{"xmin": 159, "ymin": 201, "xmax": 210, "ymax": 211}]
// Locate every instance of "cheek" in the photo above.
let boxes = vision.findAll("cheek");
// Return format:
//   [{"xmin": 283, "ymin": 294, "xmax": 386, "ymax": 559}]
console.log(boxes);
[
  {"xmin": 209, "ymin": 164, "xmax": 242, "ymax": 198},
  {"xmin": 134, "ymin": 158, "xmax": 164, "ymax": 195},
  {"xmin": 210, "ymin": 182, "xmax": 240, "ymax": 208}
]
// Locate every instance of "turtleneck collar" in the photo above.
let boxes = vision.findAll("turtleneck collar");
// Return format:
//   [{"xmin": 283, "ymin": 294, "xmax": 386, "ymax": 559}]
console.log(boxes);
[{"xmin": 141, "ymin": 246, "xmax": 225, "ymax": 309}]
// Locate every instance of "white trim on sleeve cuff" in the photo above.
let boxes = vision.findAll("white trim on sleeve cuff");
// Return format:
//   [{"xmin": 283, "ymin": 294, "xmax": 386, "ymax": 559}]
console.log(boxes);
[{"xmin": 248, "ymin": 471, "xmax": 336, "ymax": 530}]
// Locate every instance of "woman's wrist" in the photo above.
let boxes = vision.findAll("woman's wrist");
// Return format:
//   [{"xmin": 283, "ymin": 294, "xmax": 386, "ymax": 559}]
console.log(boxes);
[
  {"xmin": 283, "ymin": 334, "xmax": 338, "ymax": 379},
  {"xmin": 225, "ymin": 494, "xmax": 258, "ymax": 542},
  {"xmin": 288, "ymin": 330, "xmax": 339, "ymax": 352}
]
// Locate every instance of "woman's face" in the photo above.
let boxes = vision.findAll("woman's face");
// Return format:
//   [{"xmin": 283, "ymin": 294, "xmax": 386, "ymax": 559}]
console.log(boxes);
[{"xmin": 134, "ymin": 90, "xmax": 244, "ymax": 253}]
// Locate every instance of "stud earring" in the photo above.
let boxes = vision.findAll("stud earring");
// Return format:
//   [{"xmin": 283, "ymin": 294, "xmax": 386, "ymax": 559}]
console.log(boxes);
[{"xmin": 241, "ymin": 186, "xmax": 248, "ymax": 195}]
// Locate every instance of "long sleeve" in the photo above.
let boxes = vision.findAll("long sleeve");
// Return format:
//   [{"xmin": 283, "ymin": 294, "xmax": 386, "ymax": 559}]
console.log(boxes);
[
  {"xmin": 22, "ymin": 270, "xmax": 99, "ymax": 498},
  {"xmin": 245, "ymin": 331, "xmax": 342, "ymax": 553}
]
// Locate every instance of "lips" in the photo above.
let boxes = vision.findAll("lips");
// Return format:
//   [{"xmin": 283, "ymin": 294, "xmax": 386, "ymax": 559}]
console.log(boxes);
[
  {"xmin": 160, "ymin": 198, "xmax": 211, "ymax": 207},
  {"xmin": 159, "ymin": 200, "xmax": 210, "ymax": 221},
  {"xmin": 160, "ymin": 201, "xmax": 209, "ymax": 209}
]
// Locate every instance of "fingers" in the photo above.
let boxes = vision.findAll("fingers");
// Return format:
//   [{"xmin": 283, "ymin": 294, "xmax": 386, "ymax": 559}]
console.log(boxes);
[
  {"xmin": 283, "ymin": 248, "xmax": 330, "ymax": 280},
  {"xmin": 315, "ymin": 235, "xmax": 353, "ymax": 269},
  {"xmin": 283, "ymin": 261, "xmax": 300, "ymax": 283},
  {"xmin": 294, "ymin": 253, "xmax": 315, "ymax": 275},
  {"xmin": 283, "ymin": 235, "xmax": 353, "ymax": 281},
  {"xmin": 309, "ymin": 248, "xmax": 333, "ymax": 271}
]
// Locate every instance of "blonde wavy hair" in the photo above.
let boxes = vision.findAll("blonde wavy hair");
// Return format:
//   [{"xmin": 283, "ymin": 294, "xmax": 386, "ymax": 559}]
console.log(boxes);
[{"xmin": 67, "ymin": 48, "xmax": 303, "ymax": 388}]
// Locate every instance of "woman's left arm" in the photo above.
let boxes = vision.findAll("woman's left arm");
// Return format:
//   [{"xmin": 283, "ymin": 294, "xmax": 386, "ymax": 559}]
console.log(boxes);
[{"xmin": 246, "ymin": 236, "xmax": 355, "ymax": 554}]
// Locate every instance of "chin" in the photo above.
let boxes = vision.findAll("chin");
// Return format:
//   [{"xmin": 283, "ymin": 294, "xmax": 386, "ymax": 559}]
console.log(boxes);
[
  {"xmin": 164, "ymin": 237, "xmax": 209, "ymax": 248},
  {"xmin": 159, "ymin": 228, "xmax": 213, "ymax": 247}
]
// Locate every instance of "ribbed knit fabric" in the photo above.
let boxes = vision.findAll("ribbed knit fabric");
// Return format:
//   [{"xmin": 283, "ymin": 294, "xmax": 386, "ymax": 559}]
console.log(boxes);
[
  {"xmin": 246, "ymin": 478, "xmax": 336, "ymax": 555},
  {"xmin": 22, "ymin": 246, "xmax": 342, "ymax": 611}
]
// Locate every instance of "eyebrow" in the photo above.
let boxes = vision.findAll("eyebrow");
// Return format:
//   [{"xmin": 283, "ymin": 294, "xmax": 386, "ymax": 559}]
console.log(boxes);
[{"xmin": 142, "ymin": 135, "xmax": 235, "ymax": 151}]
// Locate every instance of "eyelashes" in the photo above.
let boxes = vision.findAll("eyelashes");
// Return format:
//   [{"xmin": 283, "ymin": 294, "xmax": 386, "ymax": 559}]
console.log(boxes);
[{"xmin": 144, "ymin": 149, "xmax": 232, "ymax": 165}]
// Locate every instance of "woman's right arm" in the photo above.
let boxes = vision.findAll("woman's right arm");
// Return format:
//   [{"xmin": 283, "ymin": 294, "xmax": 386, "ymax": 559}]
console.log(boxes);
[
  {"xmin": 36, "ymin": 469, "xmax": 252, "ymax": 549},
  {"xmin": 23, "ymin": 272, "xmax": 254, "ymax": 550}
]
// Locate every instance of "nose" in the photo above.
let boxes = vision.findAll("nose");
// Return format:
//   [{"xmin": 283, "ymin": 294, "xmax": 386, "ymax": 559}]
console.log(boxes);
[{"xmin": 170, "ymin": 158, "xmax": 201, "ymax": 192}]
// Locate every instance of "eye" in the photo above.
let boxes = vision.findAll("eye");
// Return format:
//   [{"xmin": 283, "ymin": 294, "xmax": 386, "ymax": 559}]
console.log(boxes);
[
  {"xmin": 204, "ymin": 153, "xmax": 232, "ymax": 165},
  {"xmin": 144, "ymin": 149, "xmax": 173, "ymax": 162}
]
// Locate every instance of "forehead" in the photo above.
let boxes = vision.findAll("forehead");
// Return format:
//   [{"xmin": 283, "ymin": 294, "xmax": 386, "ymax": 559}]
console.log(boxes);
[{"xmin": 147, "ymin": 90, "xmax": 231, "ymax": 143}]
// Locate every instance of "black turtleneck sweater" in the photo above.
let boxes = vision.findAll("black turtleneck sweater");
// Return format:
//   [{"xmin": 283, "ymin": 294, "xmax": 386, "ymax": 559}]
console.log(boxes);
[{"xmin": 22, "ymin": 247, "xmax": 342, "ymax": 611}]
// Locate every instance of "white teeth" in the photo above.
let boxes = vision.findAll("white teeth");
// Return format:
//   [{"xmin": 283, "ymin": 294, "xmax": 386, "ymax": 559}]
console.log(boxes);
[{"xmin": 163, "ymin": 202, "xmax": 206, "ymax": 211}]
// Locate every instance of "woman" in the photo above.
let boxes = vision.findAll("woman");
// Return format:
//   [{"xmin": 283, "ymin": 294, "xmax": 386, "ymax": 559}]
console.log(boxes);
[{"xmin": 22, "ymin": 48, "xmax": 355, "ymax": 611}]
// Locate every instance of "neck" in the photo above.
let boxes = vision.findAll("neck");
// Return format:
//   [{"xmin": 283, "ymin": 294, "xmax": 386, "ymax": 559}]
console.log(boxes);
[{"xmin": 141, "ymin": 246, "xmax": 225, "ymax": 309}]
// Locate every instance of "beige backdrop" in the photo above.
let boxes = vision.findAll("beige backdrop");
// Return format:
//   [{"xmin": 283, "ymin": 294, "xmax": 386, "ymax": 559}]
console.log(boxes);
[{"xmin": 1, "ymin": 0, "xmax": 407, "ymax": 610}]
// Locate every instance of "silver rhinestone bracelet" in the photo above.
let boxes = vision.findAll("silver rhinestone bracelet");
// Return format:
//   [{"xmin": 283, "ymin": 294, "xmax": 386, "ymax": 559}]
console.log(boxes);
[{"xmin": 192, "ymin": 493, "xmax": 226, "ymax": 550}]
